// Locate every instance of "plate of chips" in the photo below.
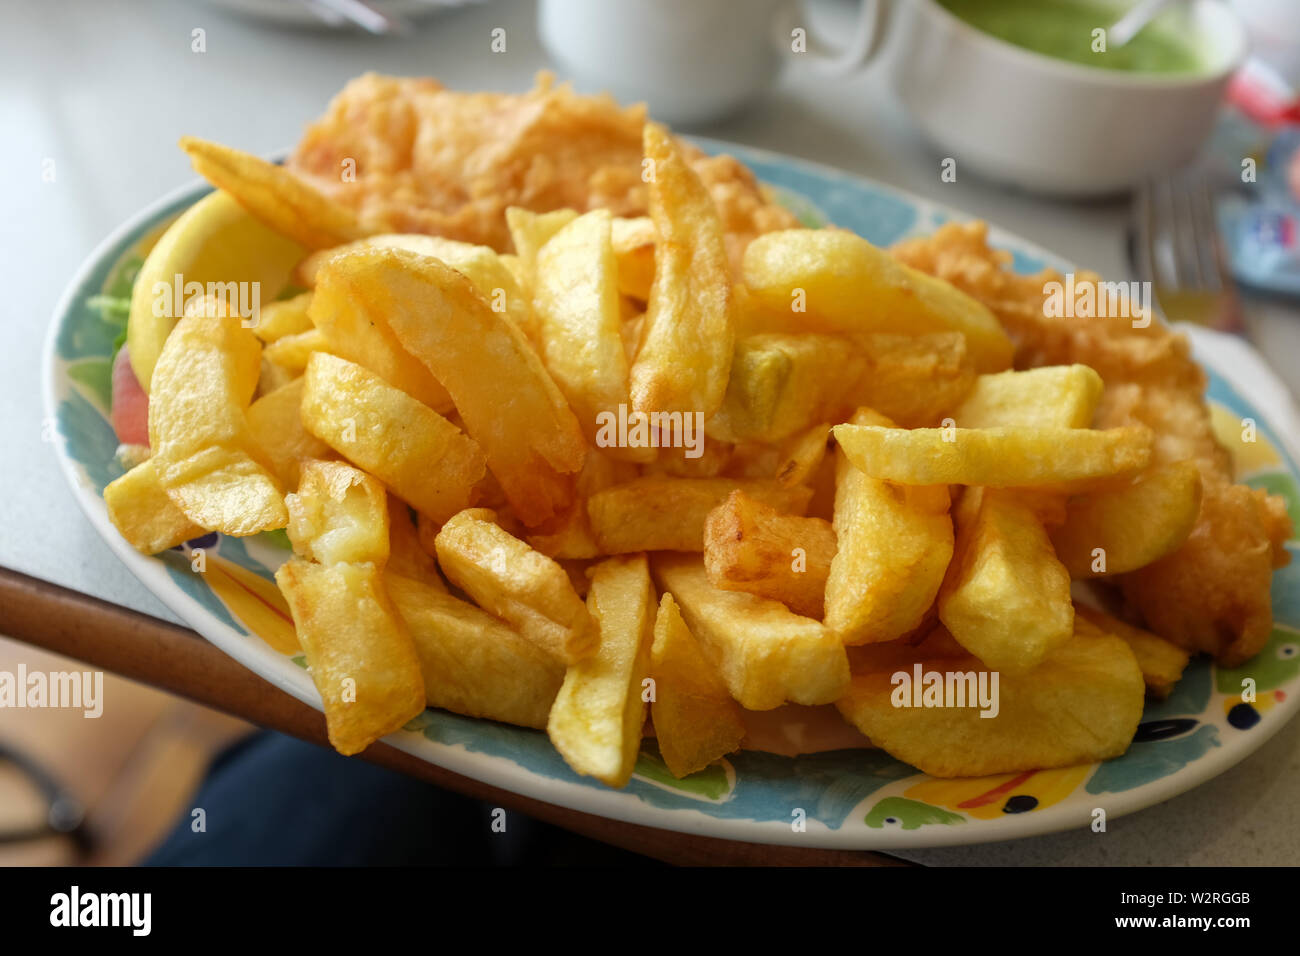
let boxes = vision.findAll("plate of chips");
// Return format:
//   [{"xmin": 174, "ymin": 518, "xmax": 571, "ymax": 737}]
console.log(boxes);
[{"xmin": 46, "ymin": 124, "xmax": 1300, "ymax": 849}]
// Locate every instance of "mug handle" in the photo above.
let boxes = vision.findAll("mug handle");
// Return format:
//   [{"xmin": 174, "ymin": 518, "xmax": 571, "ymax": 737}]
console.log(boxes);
[{"xmin": 771, "ymin": 0, "xmax": 891, "ymax": 75}]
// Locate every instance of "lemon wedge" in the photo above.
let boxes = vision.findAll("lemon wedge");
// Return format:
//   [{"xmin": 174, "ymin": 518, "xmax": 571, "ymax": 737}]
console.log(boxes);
[{"xmin": 127, "ymin": 189, "xmax": 304, "ymax": 392}]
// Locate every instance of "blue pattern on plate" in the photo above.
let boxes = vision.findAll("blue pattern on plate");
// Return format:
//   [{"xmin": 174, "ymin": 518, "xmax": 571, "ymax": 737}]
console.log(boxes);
[
  {"xmin": 160, "ymin": 549, "xmax": 244, "ymax": 635},
  {"xmin": 1086, "ymin": 724, "xmax": 1222, "ymax": 795},
  {"xmin": 1145, "ymin": 659, "xmax": 1214, "ymax": 720},
  {"xmin": 57, "ymin": 391, "xmax": 120, "ymax": 494}
]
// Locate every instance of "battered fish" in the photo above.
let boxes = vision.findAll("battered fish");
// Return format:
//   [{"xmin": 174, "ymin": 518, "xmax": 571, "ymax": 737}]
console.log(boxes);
[
  {"xmin": 893, "ymin": 221, "xmax": 1292, "ymax": 666},
  {"xmin": 288, "ymin": 72, "xmax": 797, "ymax": 269}
]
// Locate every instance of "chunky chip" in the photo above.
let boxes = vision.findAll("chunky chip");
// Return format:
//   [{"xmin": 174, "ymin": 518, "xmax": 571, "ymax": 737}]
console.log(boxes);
[
  {"xmin": 252, "ymin": 291, "xmax": 315, "ymax": 343},
  {"xmin": 310, "ymin": 253, "xmax": 454, "ymax": 412},
  {"xmin": 629, "ymin": 123, "xmax": 733, "ymax": 418},
  {"xmin": 147, "ymin": 301, "xmax": 287, "ymax": 535},
  {"xmin": 588, "ymin": 476, "xmax": 812, "ymax": 554},
  {"xmin": 1051, "ymin": 461, "xmax": 1202, "ymax": 577},
  {"xmin": 1075, "ymin": 603, "xmax": 1190, "ymax": 699},
  {"xmin": 179, "ymin": 136, "xmax": 364, "ymax": 249},
  {"xmin": 506, "ymin": 207, "xmax": 580, "ymax": 289},
  {"xmin": 825, "ymin": 410, "xmax": 953, "ymax": 645},
  {"xmin": 257, "ymin": 357, "xmax": 298, "ymax": 396},
  {"xmin": 386, "ymin": 496, "xmax": 445, "ymax": 589},
  {"xmin": 435, "ymin": 508, "xmax": 596, "ymax": 664},
  {"xmin": 742, "ymin": 229, "xmax": 1013, "ymax": 372},
  {"xmin": 650, "ymin": 593, "xmax": 746, "ymax": 778},
  {"xmin": 709, "ymin": 332, "xmax": 975, "ymax": 442},
  {"xmin": 301, "ymin": 353, "xmax": 485, "ymax": 523},
  {"xmin": 532, "ymin": 209, "xmax": 646, "ymax": 458},
  {"xmin": 775, "ymin": 423, "xmax": 833, "ymax": 489},
  {"xmin": 832, "ymin": 423, "xmax": 1153, "ymax": 487},
  {"xmin": 337, "ymin": 247, "xmax": 586, "ymax": 526},
  {"xmin": 939, "ymin": 488, "xmax": 1074, "ymax": 675},
  {"xmin": 285, "ymin": 460, "xmax": 389, "ymax": 566},
  {"xmin": 951, "ymin": 365, "xmax": 1104, "ymax": 428},
  {"xmin": 276, "ymin": 557, "xmax": 426, "ymax": 756},
  {"xmin": 246, "ymin": 377, "xmax": 333, "ymax": 489},
  {"xmin": 847, "ymin": 333, "xmax": 977, "ymax": 427},
  {"xmin": 654, "ymin": 554, "xmax": 850, "ymax": 710},
  {"xmin": 548, "ymin": 554, "xmax": 656, "ymax": 787},
  {"xmin": 611, "ymin": 216, "xmax": 656, "ymax": 300},
  {"xmin": 526, "ymin": 450, "xmax": 639, "ymax": 560},
  {"xmin": 835, "ymin": 623, "xmax": 1145, "ymax": 777},
  {"xmin": 703, "ymin": 489, "xmax": 836, "ymax": 618},
  {"xmin": 297, "ymin": 233, "xmax": 532, "ymax": 340},
  {"xmin": 104, "ymin": 457, "xmax": 207, "ymax": 555},
  {"xmin": 640, "ymin": 436, "xmax": 734, "ymax": 479},
  {"xmin": 387, "ymin": 572, "xmax": 563, "ymax": 729},
  {"xmin": 260, "ymin": 328, "xmax": 332, "ymax": 374}
]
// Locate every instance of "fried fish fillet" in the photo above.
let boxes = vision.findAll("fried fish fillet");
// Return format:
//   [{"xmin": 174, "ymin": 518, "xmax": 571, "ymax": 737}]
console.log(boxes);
[
  {"xmin": 893, "ymin": 221, "xmax": 1292, "ymax": 666},
  {"xmin": 288, "ymin": 72, "xmax": 796, "ymax": 269}
]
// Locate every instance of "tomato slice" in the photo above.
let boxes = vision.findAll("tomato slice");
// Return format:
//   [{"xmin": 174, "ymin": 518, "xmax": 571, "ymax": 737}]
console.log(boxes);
[{"xmin": 110, "ymin": 345, "xmax": 150, "ymax": 447}]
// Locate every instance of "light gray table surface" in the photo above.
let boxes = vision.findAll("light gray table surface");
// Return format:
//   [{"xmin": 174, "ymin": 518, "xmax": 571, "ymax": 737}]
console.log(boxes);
[{"xmin": 3, "ymin": 0, "xmax": 1298, "ymax": 865}]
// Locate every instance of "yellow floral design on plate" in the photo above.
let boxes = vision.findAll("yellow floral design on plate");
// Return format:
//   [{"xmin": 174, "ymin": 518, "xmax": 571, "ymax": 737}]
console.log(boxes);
[
  {"xmin": 1210, "ymin": 403, "xmax": 1281, "ymax": 477},
  {"xmin": 204, "ymin": 554, "xmax": 300, "ymax": 655},
  {"xmin": 905, "ymin": 764, "xmax": 1093, "ymax": 820}
]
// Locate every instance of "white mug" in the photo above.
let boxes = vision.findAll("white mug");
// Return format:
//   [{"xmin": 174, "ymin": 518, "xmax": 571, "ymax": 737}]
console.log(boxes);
[{"xmin": 537, "ymin": 0, "xmax": 886, "ymax": 126}]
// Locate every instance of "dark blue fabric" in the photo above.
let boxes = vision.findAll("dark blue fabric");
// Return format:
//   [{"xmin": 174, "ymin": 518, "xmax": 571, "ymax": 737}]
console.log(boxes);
[{"xmin": 141, "ymin": 732, "xmax": 656, "ymax": 866}]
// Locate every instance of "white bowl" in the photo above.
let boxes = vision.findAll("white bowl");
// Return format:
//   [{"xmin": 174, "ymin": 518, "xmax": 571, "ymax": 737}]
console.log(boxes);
[{"xmin": 887, "ymin": 0, "xmax": 1250, "ymax": 196}]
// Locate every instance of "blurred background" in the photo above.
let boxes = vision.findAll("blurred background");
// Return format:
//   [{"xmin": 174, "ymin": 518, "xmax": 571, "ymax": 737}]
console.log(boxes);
[{"xmin": 3, "ymin": 0, "xmax": 1300, "ymax": 865}]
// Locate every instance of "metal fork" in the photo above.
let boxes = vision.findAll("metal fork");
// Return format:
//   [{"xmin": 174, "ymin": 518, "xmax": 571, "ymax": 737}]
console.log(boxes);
[
  {"xmin": 293, "ymin": 0, "xmax": 412, "ymax": 34},
  {"xmin": 1133, "ymin": 170, "xmax": 1245, "ymax": 333}
]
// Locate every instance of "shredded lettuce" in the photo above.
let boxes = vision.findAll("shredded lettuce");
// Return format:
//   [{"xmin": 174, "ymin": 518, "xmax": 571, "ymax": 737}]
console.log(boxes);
[
  {"xmin": 88, "ymin": 294, "xmax": 131, "ymax": 356},
  {"xmin": 88, "ymin": 253, "xmax": 142, "ymax": 360}
]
